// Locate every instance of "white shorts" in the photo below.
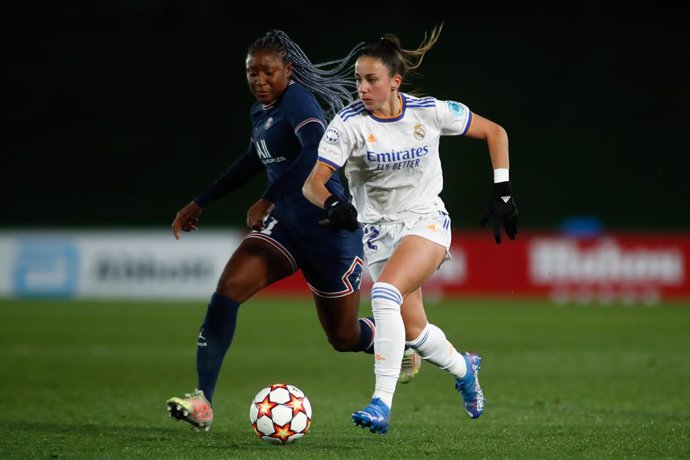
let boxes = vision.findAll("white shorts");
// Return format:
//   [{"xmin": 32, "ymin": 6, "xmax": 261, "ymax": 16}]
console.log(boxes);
[{"xmin": 363, "ymin": 210, "xmax": 452, "ymax": 281}]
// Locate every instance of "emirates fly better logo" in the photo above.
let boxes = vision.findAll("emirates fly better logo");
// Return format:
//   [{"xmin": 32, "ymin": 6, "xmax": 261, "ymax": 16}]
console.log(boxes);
[{"xmin": 366, "ymin": 146, "xmax": 430, "ymax": 171}]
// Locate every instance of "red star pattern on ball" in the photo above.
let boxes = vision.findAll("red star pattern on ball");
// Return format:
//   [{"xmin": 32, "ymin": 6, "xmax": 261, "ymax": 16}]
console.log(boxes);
[
  {"xmin": 285, "ymin": 393, "xmax": 306, "ymax": 416},
  {"xmin": 272, "ymin": 423, "xmax": 297, "ymax": 444},
  {"xmin": 256, "ymin": 395, "xmax": 277, "ymax": 418}
]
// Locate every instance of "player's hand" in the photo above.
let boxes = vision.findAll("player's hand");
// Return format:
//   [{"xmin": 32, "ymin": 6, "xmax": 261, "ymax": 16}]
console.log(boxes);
[
  {"xmin": 324, "ymin": 195, "xmax": 359, "ymax": 232},
  {"xmin": 480, "ymin": 181, "xmax": 518, "ymax": 244},
  {"xmin": 172, "ymin": 201, "xmax": 202, "ymax": 240},
  {"xmin": 247, "ymin": 198, "xmax": 274, "ymax": 230}
]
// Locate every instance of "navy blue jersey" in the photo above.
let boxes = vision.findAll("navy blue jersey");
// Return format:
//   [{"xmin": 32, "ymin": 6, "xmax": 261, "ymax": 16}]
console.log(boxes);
[
  {"xmin": 195, "ymin": 81, "xmax": 349, "ymax": 239},
  {"xmin": 193, "ymin": 81, "xmax": 363, "ymax": 294},
  {"xmin": 249, "ymin": 82, "xmax": 347, "ymax": 236}
]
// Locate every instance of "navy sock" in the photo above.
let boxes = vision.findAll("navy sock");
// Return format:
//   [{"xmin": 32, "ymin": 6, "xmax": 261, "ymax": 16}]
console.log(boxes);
[
  {"xmin": 196, "ymin": 293, "xmax": 240, "ymax": 404},
  {"xmin": 357, "ymin": 317, "xmax": 376, "ymax": 354}
]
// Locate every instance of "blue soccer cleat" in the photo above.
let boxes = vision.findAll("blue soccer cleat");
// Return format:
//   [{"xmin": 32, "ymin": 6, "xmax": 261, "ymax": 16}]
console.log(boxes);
[
  {"xmin": 455, "ymin": 352, "xmax": 485, "ymax": 419},
  {"xmin": 352, "ymin": 397, "xmax": 391, "ymax": 434}
]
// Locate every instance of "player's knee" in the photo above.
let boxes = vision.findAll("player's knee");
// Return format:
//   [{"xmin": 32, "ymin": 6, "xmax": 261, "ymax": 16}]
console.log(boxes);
[
  {"xmin": 216, "ymin": 286, "xmax": 251, "ymax": 303},
  {"xmin": 405, "ymin": 322, "xmax": 427, "ymax": 341},
  {"xmin": 328, "ymin": 338, "xmax": 356, "ymax": 352},
  {"xmin": 216, "ymin": 275, "xmax": 260, "ymax": 303},
  {"xmin": 326, "ymin": 331, "xmax": 359, "ymax": 352}
]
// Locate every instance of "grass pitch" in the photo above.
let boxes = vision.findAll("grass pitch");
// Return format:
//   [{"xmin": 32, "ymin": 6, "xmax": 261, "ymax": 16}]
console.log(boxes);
[{"xmin": 0, "ymin": 297, "xmax": 688, "ymax": 458}]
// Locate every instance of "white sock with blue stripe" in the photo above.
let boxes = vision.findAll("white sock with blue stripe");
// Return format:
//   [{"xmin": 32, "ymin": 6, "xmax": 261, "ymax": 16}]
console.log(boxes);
[
  {"xmin": 371, "ymin": 281, "xmax": 405, "ymax": 409},
  {"xmin": 406, "ymin": 323, "xmax": 467, "ymax": 379}
]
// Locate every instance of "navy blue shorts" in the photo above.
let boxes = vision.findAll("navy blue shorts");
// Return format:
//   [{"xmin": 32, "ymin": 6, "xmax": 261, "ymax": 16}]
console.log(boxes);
[{"xmin": 245, "ymin": 214, "xmax": 364, "ymax": 298}]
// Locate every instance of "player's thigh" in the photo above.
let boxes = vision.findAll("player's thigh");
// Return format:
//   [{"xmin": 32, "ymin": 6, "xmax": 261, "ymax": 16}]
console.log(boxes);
[
  {"xmin": 313, "ymin": 290, "xmax": 362, "ymax": 340},
  {"xmin": 217, "ymin": 229, "xmax": 296, "ymax": 301},
  {"xmin": 366, "ymin": 212, "xmax": 451, "ymax": 297},
  {"xmin": 377, "ymin": 235, "xmax": 447, "ymax": 297}
]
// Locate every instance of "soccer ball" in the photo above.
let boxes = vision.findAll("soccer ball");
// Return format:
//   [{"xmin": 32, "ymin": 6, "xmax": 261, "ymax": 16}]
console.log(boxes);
[{"xmin": 249, "ymin": 383, "xmax": 312, "ymax": 445}]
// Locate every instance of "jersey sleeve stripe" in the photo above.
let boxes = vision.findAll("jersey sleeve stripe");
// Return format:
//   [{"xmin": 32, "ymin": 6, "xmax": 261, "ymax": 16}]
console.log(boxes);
[
  {"xmin": 403, "ymin": 94, "xmax": 435, "ymax": 106},
  {"xmin": 340, "ymin": 106, "xmax": 367, "ymax": 122},
  {"xmin": 318, "ymin": 157, "xmax": 339, "ymax": 170},
  {"xmin": 294, "ymin": 118, "xmax": 325, "ymax": 134},
  {"xmin": 406, "ymin": 96, "xmax": 436, "ymax": 105},
  {"xmin": 339, "ymin": 101, "xmax": 365, "ymax": 116},
  {"xmin": 461, "ymin": 111, "xmax": 474, "ymax": 136}
]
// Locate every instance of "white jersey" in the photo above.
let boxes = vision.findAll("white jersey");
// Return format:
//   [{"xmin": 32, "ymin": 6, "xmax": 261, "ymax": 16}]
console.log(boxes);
[{"xmin": 318, "ymin": 93, "xmax": 473, "ymax": 224}]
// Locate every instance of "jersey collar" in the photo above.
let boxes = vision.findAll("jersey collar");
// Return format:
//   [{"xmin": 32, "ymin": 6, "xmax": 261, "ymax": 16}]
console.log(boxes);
[
  {"xmin": 368, "ymin": 94, "xmax": 405, "ymax": 123},
  {"xmin": 261, "ymin": 80, "xmax": 295, "ymax": 110}
]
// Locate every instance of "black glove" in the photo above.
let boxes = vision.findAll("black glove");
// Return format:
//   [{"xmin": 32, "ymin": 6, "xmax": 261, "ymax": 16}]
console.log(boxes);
[
  {"xmin": 324, "ymin": 195, "xmax": 359, "ymax": 232},
  {"xmin": 480, "ymin": 181, "xmax": 518, "ymax": 244}
]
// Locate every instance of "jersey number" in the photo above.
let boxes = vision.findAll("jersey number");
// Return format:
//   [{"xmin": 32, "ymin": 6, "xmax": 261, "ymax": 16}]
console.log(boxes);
[
  {"xmin": 261, "ymin": 216, "xmax": 278, "ymax": 235},
  {"xmin": 364, "ymin": 225, "xmax": 379, "ymax": 250}
]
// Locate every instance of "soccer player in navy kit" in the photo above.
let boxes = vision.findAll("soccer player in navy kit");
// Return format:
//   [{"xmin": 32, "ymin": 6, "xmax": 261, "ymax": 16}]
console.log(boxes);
[{"xmin": 165, "ymin": 30, "xmax": 397, "ymax": 431}]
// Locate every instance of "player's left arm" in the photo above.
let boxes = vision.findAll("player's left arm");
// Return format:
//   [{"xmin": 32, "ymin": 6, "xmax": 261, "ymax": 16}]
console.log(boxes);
[
  {"xmin": 261, "ymin": 122, "xmax": 325, "ymax": 201},
  {"xmin": 464, "ymin": 113, "xmax": 509, "ymax": 170},
  {"xmin": 465, "ymin": 113, "xmax": 518, "ymax": 244},
  {"xmin": 261, "ymin": 88, "xmax": 325, "ymax": 203},
  {"xmin": 247, "ymin": 123, "xmax": 323, "ymax": 230}
]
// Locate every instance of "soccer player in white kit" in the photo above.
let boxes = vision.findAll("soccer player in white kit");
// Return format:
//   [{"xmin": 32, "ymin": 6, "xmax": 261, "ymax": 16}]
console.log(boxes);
[{"xmin": 303, "ymin": 24, "xmax": 518, "ymax": 434}]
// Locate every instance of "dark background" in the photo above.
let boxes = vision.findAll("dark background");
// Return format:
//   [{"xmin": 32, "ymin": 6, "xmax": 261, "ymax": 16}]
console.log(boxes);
[{"xmin": 1, "ymin": 0, "xmax": 688, "ymax": 231}]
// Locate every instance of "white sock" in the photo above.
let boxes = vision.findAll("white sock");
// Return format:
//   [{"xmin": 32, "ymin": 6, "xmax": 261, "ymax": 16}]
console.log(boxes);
[
  {"xmin": 406, "ymin": 323, "xmax": 467, "ymax": 379},
  {"xmin": 370, "ymin": 282, "xmax": 405, "ymax": 409}
]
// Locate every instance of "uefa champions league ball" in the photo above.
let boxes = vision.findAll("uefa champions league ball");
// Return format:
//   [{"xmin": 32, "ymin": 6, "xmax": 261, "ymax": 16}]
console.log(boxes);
[{"xmin": 249, "ymin": 383, "xmax": 312, "ymax": 445}]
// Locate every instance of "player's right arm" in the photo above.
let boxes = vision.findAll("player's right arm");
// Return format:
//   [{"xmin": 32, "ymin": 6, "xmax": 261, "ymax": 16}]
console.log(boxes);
[
  {"xmin": 172, "ymin": 141, "xmax": 264, "ymax": 239},
  {"xmin": 172, "ymin": 201, "xmax": 202, "ymax": 240},
  {"xmin": 303, "ymin": 115, "xmax": 360, "ymax": 231},
  {"xmin": 303, "ymin": 115, "xmax": 352, "ymax": 209},
  {"xmin": 303, "ymin": 160, "xmax": 359, "ymax": 232},
  {"xmin": 193, "ymin": 141, "xmax": 264, "ymax": 207},
  {"xmin": 302, "ymin": 161, "xmax": 336, "ymax": 210}
]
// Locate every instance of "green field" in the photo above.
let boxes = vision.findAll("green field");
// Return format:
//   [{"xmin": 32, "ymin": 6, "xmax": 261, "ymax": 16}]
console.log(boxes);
[{"xmin": 1, "ymin": 298, "xmax": 688, "ymax": 459}]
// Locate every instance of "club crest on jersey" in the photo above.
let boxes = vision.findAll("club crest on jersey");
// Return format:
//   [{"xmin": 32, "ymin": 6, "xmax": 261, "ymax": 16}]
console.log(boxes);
[
  {"xmin": 324, "ymin": 127, "xmax": 341, "ymax": 145},
  {"xmin": 264, "ymin": 117, "xmax": 273, "ymax": 130},
  {"xmin": 413, "ymin": 124, "xmax": 425, "ymax": 140},
  {"xmin": 446, "ymin": 101, "xmax": 465, "ymax": 118}
]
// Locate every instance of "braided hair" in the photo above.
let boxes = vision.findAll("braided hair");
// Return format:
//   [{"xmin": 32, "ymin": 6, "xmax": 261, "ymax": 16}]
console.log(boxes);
[{"xmin": 248, "ymin": 30, "xmax": 362, "ymax": 119}]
